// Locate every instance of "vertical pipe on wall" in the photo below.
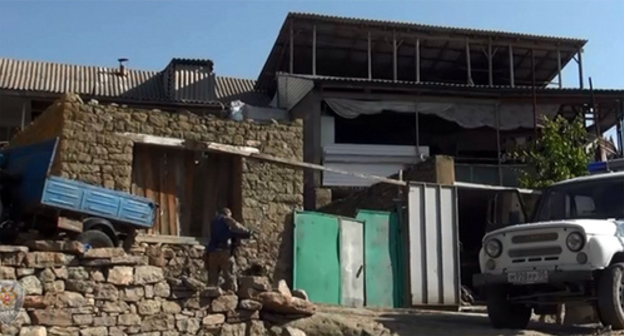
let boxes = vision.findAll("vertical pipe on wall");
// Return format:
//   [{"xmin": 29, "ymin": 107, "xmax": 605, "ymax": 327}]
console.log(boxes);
[
  {"xmin": 557, "ymin": 49, "xmax": 563, "ymax": 89},
  {"xmin": 508, "ymin": 44, "xmax": 515, "ymax": 88},
  {"xmin": 289, "ymin": 19, "xmax": 294, "ymax": 74},
  {"xmin": 415, "ymin": 38, "xmax": 421, "ymax": 83},
  {"xmin": 312, "ymin": 25, "xmax": 317, "ymax": 76},
  {"xmin": 465, "ymin": 38, "xmax": 472, "ymax": 85},
  {"xmin": 368, "ymin": 32, "xmax": 372, "ymax": 80},
  {"xmin": 577, "ymin": 48, "xmax": 584, "ymax": 89},
  {"xmin": 393, "ymin": 30, "xmax": 398, "ymax": 82}
]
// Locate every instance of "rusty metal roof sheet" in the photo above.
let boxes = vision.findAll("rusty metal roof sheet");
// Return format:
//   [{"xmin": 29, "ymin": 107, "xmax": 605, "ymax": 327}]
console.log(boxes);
[{"xmin": 0, "ymin": 57, "xmax": 269, "ymax": 106}]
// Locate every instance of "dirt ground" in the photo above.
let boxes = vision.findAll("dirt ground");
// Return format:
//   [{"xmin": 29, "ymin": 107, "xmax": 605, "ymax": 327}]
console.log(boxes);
[{"xmin": 312, "ymin": 305, "xmax": 619, "ymax": 336}]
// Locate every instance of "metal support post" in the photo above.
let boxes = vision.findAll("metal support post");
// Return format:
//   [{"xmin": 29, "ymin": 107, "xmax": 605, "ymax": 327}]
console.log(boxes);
[
  {"xmin": 495, "ymin": 103, "xmax": 502, "ymax": 186},
  {"xmin": 289, "ymin": 20, "xmax": 294, "ymax": 73},
  {"xmin": 312, "ymin": 25, "xmax": 317, "ymax": 76},
  {"xmin": 367, "ymin": 32, "xmax": 372, "ymax": 80},
  {"xmin": 466, "ymin": 38, "xmax": 473, "ymax": 85},
  {"xmin": 531, "ymin": 49, "xmax": 538, "ymax": 141},
  {"xmin": 577, "ymin": 48, "xmax": 584, "ymax": 89},
  {"xmin": 393, "ymin": 30, "xmax": 398, "ymax": 81},
  {"xmin": 488, "ymin": 37, "xmax": 493, "ymax": 86},
  {"xmin": 557, "ymin": 49, "xmax": 562, "ymax": 88},
  {"xmin": 508, "ymin": 44, "xmax": 515, "ymax": 87},
  {"xmin": 415, "ymin": 38, "xmax": 421, "ymax": 83}
]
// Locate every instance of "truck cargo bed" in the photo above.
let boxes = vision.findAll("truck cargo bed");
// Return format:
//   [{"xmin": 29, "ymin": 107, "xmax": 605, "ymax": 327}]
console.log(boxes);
[
  {"xmin": 42, "ymin": 175, "xmax": 155, "ymax": 228},
  {"xmin": 0, "ymin": 137, "xmax": 156, "ymax": 228}
]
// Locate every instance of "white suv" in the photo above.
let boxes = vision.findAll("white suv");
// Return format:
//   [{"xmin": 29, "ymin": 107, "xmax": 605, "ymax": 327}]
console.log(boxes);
[{"xmin": 473, "ymin": 171, "xmax": 624, "ymax": 330}]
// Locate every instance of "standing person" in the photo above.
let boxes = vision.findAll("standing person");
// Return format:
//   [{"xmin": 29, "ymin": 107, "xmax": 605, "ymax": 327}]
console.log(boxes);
[{"xmin": 206, "ymin": 207, "xmax": 253, "ymax": 292}]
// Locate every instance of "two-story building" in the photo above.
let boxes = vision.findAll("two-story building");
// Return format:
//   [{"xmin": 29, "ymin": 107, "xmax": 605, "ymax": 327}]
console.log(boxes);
[
  {"xmin": 254, "ymin": 13, "xmax": 624, "ymax": 209},
  {"xmin": 2, "ymin": 12, "xmax": 623, "ymax": 211}
]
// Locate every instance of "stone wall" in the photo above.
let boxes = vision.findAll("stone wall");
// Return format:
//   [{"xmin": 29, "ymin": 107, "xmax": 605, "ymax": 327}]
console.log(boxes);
[
  {"xmin": 0, "ymin": 243, "xmax": 316, "ymax": 336},
  {"xmin": 9, "ymin": 93, "xmax": 304, "ymax": 285}
]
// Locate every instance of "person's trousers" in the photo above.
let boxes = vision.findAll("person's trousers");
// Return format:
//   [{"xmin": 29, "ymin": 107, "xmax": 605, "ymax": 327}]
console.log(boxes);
[{"xmin": 206, "ymin": 249, "xmax": 237, "ymax": 292}]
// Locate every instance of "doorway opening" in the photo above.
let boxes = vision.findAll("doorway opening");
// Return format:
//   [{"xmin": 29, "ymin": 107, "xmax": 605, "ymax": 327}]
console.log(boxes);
[{"xmin": 131, "ymin": 144, "xmax": 242, "ymax": 238}]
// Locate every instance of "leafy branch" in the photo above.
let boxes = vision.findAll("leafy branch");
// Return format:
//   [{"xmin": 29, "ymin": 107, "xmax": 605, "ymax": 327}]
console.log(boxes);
[{"xmin": 513, "ymin": 115, "xmax": 596, "ymax": 189}]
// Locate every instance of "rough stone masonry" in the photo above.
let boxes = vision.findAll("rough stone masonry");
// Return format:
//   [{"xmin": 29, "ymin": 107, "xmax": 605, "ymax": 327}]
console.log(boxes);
[
  {"xmin": 0, "ymin": 243, "xmax": 316, "ymax": 336},
  {"xmin": 8, "ymin": 93, "xmax": 304, "ymax": 284}
]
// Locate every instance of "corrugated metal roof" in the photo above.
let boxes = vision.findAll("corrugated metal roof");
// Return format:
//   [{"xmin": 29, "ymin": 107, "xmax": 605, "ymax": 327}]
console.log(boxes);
[
  {"xmin": 216, "ymin": 76, "xmax": 271, "ymax": 106},
  {"xmin": 277, "ymin": 73, "xmax": 624, "ymax": 94},
  {"xmin": 256, "ymin": 12, "xmax": 588, "ymax": 93},
  {"xmin": 0, "ymin": 57, "xmax": 270, "ymax": 106},
  {"xmin": 288, "ymin": 12, "xmax": 588, "ymax": 44}
]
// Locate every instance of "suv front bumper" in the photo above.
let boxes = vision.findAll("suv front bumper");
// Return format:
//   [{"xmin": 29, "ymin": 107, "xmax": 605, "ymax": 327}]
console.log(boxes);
[{"xmin": 473, "ymin": 270, "xmax": 594, "ymax": 287}]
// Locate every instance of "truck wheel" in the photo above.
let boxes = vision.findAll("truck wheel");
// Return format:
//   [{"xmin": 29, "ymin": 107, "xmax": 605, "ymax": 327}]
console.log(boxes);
[
  {"xmin": 76, "ymin": 230, "xmax": 115, "ymax": 249},
  {"xmin": 597, "ymin": 263, "xmax": 624, "ymax": 330},
  {"xmin": 486, "ymin": 284, "xmax": 531, "ymax": 329}
]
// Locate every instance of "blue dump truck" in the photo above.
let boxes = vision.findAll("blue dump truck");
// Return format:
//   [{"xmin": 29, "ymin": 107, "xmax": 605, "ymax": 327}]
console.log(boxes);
[{"xmin": 0, "ymin": 137, "xmax": 157, "ymax": 249}]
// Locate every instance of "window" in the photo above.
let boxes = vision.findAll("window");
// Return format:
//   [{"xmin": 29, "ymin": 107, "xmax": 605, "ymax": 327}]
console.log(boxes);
[{"xmin": 536, "ymin": 178, "xmax": 624, "ymax": 221}]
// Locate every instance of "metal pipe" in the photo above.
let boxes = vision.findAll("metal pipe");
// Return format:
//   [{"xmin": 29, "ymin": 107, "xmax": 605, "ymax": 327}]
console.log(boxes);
[
  {"xmin": 589, "ymin": 77, "xmax": 602, "ymax": 161},
  {"xmin": 618, "ymin": 100, "xmax": 624, "ymax": 157},
  {"xmin": 531, "ymin": 49, "xmax": 538, "ymax": 141},
  {"xmin": 289, "ymin": 20, "xmax": 294, "ymax": 73},
  {"xmin": 393, "ymin": 30, "xmax": 398, "ymax": 81},
  {"xmin": 488, "ymin": 38, "xmax": 493, "ymax": 86},
  {"xmin": 367, "ymin": 32, "xmax": 372, "ymax": 80},
  {"xmin": 577, "ymin": 48, "xmax": 584, "ymax": 89},
  {"xmin": 466, "ymin": 38, "xmax": 472, "ymax": 85},
  {"xmin": 20, "ymin": 101, "xmax": 26, "ymax": 129},
  {"xmin": 508, "ymin": 44, "xmax": 515, "ymax": 88},
  {"xmin": 415, "ymin": 109, "xmax": 420, "ymax": 156},
  {"xmin": 415, "ymin": 38, "xmax": 421, "ymax": 83},
  {"xmin": 312, "ymin": 25, "xmax": 317, "ymax": 76},
  {"xmin": 495, "ymin": 103, "xmax": 502, "ymax": 186},
  {"xmin": 556, "ymin": 49, "xmax": 562, "ymax": 89}
]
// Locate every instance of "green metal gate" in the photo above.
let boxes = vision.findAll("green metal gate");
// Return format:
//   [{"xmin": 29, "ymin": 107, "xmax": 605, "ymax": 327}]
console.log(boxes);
[
  {"xmin": 357, "ymin": 210, "xmax": 404, "ymax": 308},
  {"xmin": 293, "ymin": 211, "xmax": 342, "ymax": 304},
  {"xmin": 293, "ymin": 209, "xmax": 404, "ymax": 308}
]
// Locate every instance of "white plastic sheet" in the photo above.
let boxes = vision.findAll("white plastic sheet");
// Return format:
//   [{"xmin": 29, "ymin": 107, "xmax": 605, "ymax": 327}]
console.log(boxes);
[{"xmin": 325, "ymin": 98, "xmax": 560, "ymax": 130}]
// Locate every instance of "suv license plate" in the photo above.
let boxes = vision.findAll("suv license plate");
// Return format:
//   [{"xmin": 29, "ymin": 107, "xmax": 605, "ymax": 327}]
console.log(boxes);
[{"xmin": 507, "ymin": 270, "xmax": 548, "ymax": 284}]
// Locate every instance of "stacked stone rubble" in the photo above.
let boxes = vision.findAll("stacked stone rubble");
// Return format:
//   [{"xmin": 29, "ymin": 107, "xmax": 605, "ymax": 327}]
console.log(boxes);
[{"xmin": 0, "ymin": 243, "xmax": 315, "ymax": 336}]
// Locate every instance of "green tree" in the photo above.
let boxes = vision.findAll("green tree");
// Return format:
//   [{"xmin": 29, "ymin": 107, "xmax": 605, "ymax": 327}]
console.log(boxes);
[{"xmin": 514, "ymin": 115, "xmax": 596, "ymax": 189}]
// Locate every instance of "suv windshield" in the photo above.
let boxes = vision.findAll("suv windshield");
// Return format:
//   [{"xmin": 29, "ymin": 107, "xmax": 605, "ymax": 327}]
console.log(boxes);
[{"xmin": 535, "ymin": 176, "xmax": 624, "ymax": 222}]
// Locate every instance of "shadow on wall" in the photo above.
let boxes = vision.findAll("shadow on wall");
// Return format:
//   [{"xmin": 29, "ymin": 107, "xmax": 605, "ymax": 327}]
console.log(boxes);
[{"xmin": 272, "ymin": 211, "xmax": 294, "ymax": 287}]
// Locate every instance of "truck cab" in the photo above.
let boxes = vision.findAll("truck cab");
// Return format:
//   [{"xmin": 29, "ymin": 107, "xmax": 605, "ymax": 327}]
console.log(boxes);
[{"xmin": 473, "ymin": 166, "xmax": 624, "ymax": 330}]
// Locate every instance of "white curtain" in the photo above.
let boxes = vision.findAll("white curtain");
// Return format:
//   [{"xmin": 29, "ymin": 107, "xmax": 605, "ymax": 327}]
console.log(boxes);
[{"xmin": 324, "ymin": 98, "xmax": 560, "ymax": 130}]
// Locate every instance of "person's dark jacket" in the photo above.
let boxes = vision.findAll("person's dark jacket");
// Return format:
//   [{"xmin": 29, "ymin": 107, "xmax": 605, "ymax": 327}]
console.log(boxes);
[{"xmin": 207, "ymin": 214, "xmax": 251, "ymax": 253}]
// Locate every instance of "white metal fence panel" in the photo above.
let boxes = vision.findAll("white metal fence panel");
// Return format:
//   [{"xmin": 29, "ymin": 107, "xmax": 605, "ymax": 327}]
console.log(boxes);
[
  {"xmin": 339, "ymin": 218, "xmax": 365, "ymax": 307},
  {"xmin": 408, "ymin": 183, "xmax": 460, "ymax": 307}
]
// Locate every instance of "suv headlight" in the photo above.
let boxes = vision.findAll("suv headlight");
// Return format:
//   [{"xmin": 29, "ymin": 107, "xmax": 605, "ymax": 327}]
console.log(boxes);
[
  {"xmin": 566, "ymin": 232, "xmax": 585, "ymax": 252},
  {"xmin": 485, "ymin": 239, "xmax": 502, "ymax": 258}
]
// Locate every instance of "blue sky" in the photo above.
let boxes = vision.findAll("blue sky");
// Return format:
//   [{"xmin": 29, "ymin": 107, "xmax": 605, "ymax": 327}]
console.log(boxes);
[
  {"xmin": 1, "ymin": 0, "xmax": 623, "ymax": 143},
  {"xmin": 1, "ymin": 0, "xmax": 623, "ymax": 89}
]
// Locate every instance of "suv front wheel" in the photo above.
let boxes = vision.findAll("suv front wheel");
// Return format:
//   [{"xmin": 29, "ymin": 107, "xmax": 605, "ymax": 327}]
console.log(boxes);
[
  {"xmin": 597, "ymin": 263, "xmax": 624, "ymax": 329},
  {"xmin": 486, "ymin": 284, "xmax": 532, "ymax": 329}
]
